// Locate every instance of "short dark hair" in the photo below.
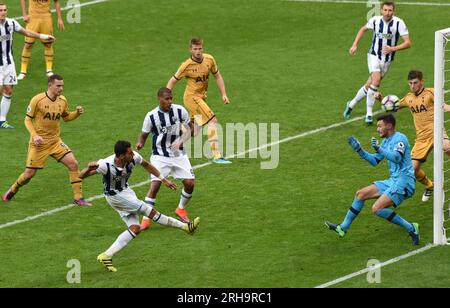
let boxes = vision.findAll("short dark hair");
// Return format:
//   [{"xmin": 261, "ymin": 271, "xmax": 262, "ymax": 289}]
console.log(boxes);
[
  {"xmin": 408, "ymin": 70, "xmax": 423, "ymax": 81},
  {"xmin": 48, "ymin": 74, "xmax": 63, "ymax": 84},
  {"xmin": 377, "ymin": 113, "xmax": 396, "ymax": 128},
  {"xmin": 190, "ymin": 37, "xmax": 203, "ymax": 47},
  {"xmin": 382, "ymin": 1, "xmax": 395, "ymax": 9},
  {"xmin": 157, "ymin": 87, "xmax": 172, "ymax": 97},
  {"xmin": 114, "ymin": 140, "xmax": 131, "ymax": 156}
]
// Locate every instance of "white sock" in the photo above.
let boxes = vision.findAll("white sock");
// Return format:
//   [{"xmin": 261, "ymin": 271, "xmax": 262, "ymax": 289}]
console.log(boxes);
[
  {"xmin": 105, "ymin": 228, "xmax": 136, "ymax": 257},
  {"xmin": 178, "ymin": 189, "xmax": 192, "ymax": 209},
  {"xmin": 142, "ymin": 197, "xmax": 156, "ymax": 221},
  {"xmin": 0, "ymin": 95, "xmax": 12, "ymax": 122},
  {"xmin": 366, "ymin": 85, "xmax": 379, "ymax": 117},
  {"xmin": 349, "ymin": 86, "xmax": 367, "ymax": 109},
  {"xmin": 152, "ymin": 212, "xmax": 185, "ymax": 229}
]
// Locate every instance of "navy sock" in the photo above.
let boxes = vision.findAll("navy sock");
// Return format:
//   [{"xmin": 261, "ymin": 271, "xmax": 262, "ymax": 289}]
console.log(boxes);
[
  {"xmin": 340, "ymin": 198, "xmax": 365, "ymax": 232},
  {"xmin": 376, "ymin": 208, "xmax": 414, "ymax": 233}
]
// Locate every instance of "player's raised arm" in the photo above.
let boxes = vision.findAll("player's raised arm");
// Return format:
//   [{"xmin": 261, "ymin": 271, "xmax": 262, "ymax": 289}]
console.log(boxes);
[
  {"xmin": 62, "ymin": 106, "xmax": 84, "ymax": 122},
  {"xmin": 18, "ymin": 27, "xmax": 55, "ymax": 42},
  {"xmin": 349, "ymin": 25, "xmax": 368, "ymax": 55},
  {"xmin": 79, "ymin": 161, "xmax": 99, "ymax": 179},
  {"xmin": 348, "ymin": 136, "xmax": 382, "ymax": 166},
  {"xmin": 141, "ymin": 159, "xmax": 177, "ymax": 190}
]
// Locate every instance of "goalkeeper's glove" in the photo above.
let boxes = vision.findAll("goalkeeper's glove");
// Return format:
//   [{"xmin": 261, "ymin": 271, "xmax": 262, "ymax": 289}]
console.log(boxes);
[
  {"xmin": 348, "ymin": 136, "xmax": 362, "ymax": 152},
  {"xmin": 371, "ymin": 137, "xmax": 381, "ymax": 152}
]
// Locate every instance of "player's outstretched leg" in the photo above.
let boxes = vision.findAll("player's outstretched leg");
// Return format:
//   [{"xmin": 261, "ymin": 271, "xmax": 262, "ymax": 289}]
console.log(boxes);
[
  {"xmin": 326, "ymin": 197, "xmax": 365, "ymax": 237},
  {"xmin": 375, "ymin": 208, "xmax": 419, "ymax": 245},
  {"xmin": 409, "ymin": 223, "xmax": 420, "ymax": 246},
  {"xmin": 416, "ymin": 168, "xmax": 433, "ymax": 202},
  {"xmin": 98, "ymin": 226, "xmax": 140, "ymax": 272},
  {"xmin": 150, "ymin": 208, "xmax": 200, "ymax": 235},
  {"xmin": 2, "ymin": 188, "xmax": 15, "ymax": 202},
  {"xmin": 182, "ymin": 217, "xmax": 200, "ymax": 235},
  {"xmin": 422, "ymin": 188, "xmax": 433, "ymax": 202},
  {"xmin": 97, "ymin": 252, "xmax": 117, "ymax": 272},
  {"xmin": 344, "ymin": 85, "xmax": 368, "ymax": 119},
  {"xmin": 325, "ymin": 221, "xmax": 346, "ymax": 238},
  {"xmin": 343, "ymin": 101, "xmax": 352, "ymax": 119}
]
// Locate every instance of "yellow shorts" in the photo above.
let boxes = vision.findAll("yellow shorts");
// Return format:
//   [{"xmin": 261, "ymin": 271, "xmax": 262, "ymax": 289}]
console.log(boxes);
[
  {"xmin": 24, "ymin": 16, "xmax": 53, "ymax": 44},
  {"xmin": 411, "ymin": 139, "xmax": 434, "ymax": 162},
  {"xmin": 26, "ymin": 138, "xmax": 72, "ymax": 169},
  {"xmin": 412, "ymin": 131, "xmax": 449, "ymax": 162},
  {"xmin": 184, "ymin": 96, "xmax": 215, "ymax": 126}
]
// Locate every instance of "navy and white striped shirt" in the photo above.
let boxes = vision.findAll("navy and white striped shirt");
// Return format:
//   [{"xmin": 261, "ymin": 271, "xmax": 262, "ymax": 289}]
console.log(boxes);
[
  {"xmin": 96, "ymin": 151, "xmax": 143, "ymax": 195},
  {"xmin": 0, "ymin": 19, "xmax": 22, "ymax": 66},
  {"xmin": 366, "ymin": 16, "xmax": 408, "ymax": 62},
  {"xmin": 141, "ymin": 104, "xmax": 190, "ymax": 158}
]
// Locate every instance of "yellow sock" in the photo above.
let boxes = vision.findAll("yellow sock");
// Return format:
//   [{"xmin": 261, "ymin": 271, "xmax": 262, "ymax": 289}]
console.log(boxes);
[
  {"xmin": 208, "ymin": 127, "xmax": 221, "ymax": 160},
  {"xmin": 20, "ymin": 46, "xmax": 32, "ymax": 74},
  {"xmin": 69, "ymin": 171, "xmax": 83, "ymax": 200},
  {"xmin": 416, "ymin": 169, "xmax": 433, "ymax": 189},
  {"xmin": 44, "ymin": 44, "xmax": 54, "ymax": 72},
  {"xmin": 11, "ymin": 173, "xmax": 31, "ymax": 194}
]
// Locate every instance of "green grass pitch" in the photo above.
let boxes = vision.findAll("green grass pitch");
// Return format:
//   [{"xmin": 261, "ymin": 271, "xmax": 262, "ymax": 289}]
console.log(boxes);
[{"xmin": 0, "ymin": 0, "xmax": 449, "ymax": 287}]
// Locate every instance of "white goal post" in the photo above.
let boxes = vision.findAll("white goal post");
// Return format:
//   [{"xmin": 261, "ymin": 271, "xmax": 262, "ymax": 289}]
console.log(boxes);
[{"xmin": 434, "ymin": 28, "xmax": 450, "ymax": 245}]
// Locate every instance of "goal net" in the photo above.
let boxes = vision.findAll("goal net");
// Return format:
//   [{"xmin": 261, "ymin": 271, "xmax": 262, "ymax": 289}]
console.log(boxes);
[{"xmin": 434, "ymin": 28, "xmax": 450, "ymax": 245}]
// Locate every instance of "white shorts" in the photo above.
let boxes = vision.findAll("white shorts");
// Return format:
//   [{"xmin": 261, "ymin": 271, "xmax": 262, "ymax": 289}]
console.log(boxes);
[
  {"xmin": 150, "ymin": 154, "xmax": 195, "ymax": 181},
  {"xmin": 0, "ymin": 63, "xmax": 17, "ymax": 86},
  {"xmin": 104, "ymin": 188, "xmax": 153, "ymax": 227},
  {"xmin": 367, "ymin": 54, "xmax": 391, "ymax": 77}
]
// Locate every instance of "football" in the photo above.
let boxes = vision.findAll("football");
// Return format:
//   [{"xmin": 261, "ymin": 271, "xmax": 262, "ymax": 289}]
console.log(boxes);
[{"xmin": 381, "ymin": 95, "xmax": 400, "ymax": 112}]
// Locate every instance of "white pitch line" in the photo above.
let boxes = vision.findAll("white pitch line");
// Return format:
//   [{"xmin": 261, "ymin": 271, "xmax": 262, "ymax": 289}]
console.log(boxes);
[
  {"xmin": 13, "ymin": 0, "xmax": 110, "ymax": 20},
  {"xmin": 286, "ymin": 0, "xmax": 450, "ymax": 6},
  {"xmin": 315, "ymin": 244, "xmax": 435, "ymax": 288},
  {"xmin": 0, "ymin": 112, "xmax": 378, "ymax": 230}
]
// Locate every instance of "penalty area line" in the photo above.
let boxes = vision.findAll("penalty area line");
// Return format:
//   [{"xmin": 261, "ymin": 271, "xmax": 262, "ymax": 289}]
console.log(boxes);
[
  {"xmin": 13, "ymin": 0, "xmax": 111, "ymax": 20},
  {"xmin": 315, "ymin": 244, "xmax": 435, "ymax": 288},
  {"xmin": 0, "ymin": 112, "xmax": 377, "ymax": 230}
]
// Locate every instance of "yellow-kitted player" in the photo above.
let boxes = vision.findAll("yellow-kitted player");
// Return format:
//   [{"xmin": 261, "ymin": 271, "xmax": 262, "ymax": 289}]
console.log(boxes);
[
  {"xmin": 167, "ymin": 37, "xmax": 232, "ymax": 164},
  {"xmin": 377, "ymin": 70, "xmax": 450, "ymax": 202},
  {"xmin": 18, "ymin": 0, "xmax": 65, "ymax": 80},
  {"xmin": 2, "ymin": 74, "xmax": 92, "ymax": 206}
]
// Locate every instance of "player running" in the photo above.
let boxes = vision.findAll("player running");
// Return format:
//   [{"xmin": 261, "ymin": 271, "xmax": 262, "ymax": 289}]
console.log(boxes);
[
  {"xmin": 137, "ymin": 87, "xmax": 196, "ymax": 228},
  {"xmin": 342, "ymin": 1, "xmax": 411, "ymax": 125},
  {"xmin": 325, "ymin": 114, "xmax": 420, "ymax": 245},
  {"xmin": 167, "ymin": 37, "xmax": 232, "ymax": 164}
]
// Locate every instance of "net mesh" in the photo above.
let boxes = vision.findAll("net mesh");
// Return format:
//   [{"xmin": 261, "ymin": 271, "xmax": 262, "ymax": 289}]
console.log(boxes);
[{"xmin": 442, "ymin": 33, "xmax": 450, "ymax": 243}]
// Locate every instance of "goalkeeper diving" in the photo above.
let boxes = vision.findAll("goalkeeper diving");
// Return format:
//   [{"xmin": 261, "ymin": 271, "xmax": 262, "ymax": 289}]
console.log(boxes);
[{"xmin": 325, "ymin": 113, "xmax": 420, "ymax": 245}]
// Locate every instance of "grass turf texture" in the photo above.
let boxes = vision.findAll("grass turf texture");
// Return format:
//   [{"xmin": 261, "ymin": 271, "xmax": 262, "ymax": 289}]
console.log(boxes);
[{"xmin": 0, "ymin": 0, "xmax": 449, "ymax": 287}]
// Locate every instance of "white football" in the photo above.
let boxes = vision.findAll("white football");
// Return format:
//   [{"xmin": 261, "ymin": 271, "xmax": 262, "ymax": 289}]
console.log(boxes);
[{"xmin": 381, "ymin": 95, "xmax": 400, "ymax": 112}]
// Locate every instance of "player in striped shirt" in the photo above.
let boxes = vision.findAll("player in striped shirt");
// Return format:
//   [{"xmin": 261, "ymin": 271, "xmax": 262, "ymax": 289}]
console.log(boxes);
[
  {"xmin": 137, "ymin": 87, "xmax": 196, "ymax": 226},
  {"xmin": 342, "ymin": 1, "xmax": 411, "ymax": 125},
  {"xmin": 0, "ymin": 3, "xmax": 55, "ymax": 129},
  {"xmin": 79, "ymin": 140, "xmax": 200, "ymax": 272}
]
